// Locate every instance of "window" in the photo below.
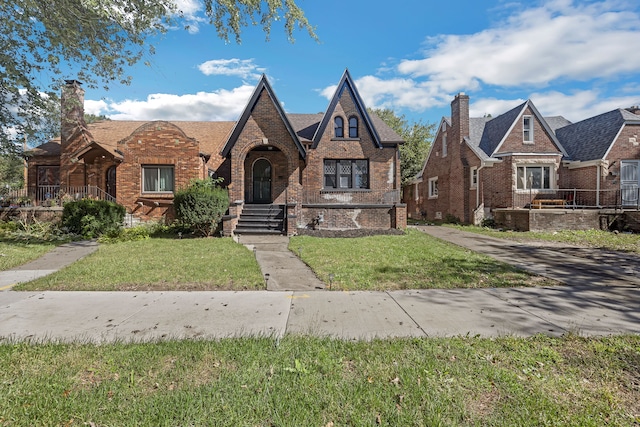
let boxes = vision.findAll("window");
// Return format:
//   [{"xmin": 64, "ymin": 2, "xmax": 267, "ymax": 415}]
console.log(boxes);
[
  {"xmin": 442, "ymin": 133, "xmax": 447, "ymax": 157},
  {"xmin": 37, "ymin": 166, "xmax": 60, "ymax": 186},
  {"xmin": 143, "ymin": 166, "xmax": 174, "ymax": 193},
  {"xmin": 348, "ymin": 117, "xmax": 358, "ymax": 138},
  {"xmin": 523, "ymin": 115, "xmax": 533, "ymax": 143},
  {"xmin": 428, "ymin": 177, "xmax": 438, "ymax": 198},
  {"xmin": 517, "ymin": 165, "xmax": 551, "ymax": 190},
  {"xmin": 334, "ymin": 116, "xmax": 344, "ymax": 138},
  {"xmin": 470, "ymin": 167, "xmax": 478, "ymax": 189},
  {"xmin": 323, "ymin": 159, "xmax": 368, "ymax": 189}
]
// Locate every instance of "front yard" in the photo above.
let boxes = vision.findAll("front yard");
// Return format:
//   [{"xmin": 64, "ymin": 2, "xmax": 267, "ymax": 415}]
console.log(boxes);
[{"xmin": 14, "ymin": 229, "xmax": 555, "ymax": 291}]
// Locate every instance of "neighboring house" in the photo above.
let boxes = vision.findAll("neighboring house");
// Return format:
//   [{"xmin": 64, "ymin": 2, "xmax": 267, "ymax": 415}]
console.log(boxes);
[
  {"xmin": 403, "ymin": 93, "xmax": 640, "ymax": 228},
  {"xmin": 25, "ymin": 70, "xmax": 406, "ymax": 235}
]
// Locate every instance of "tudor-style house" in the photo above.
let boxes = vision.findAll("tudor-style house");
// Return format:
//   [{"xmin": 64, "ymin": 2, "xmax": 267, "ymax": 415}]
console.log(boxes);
[
  {"xmin": 25, "ymin": 70, "xmax": 406, "ymax": 235},
  {"xmin": 403, "ymin": 93, "xmax": 640, "ymax": 230}
]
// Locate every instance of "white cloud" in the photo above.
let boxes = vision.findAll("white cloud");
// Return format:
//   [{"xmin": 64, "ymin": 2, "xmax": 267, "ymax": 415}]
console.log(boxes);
[
  {"xmin": 198, "ymin": 59, "xmax": 266, "ymax": 81},
  {"xmin": 88, "ymin": 85, "xmax": 255, "ymax": 121},
  {"xmin": 399, "ymin": 1, "xmax": 640, "ymax": 90},
  {"xmin": 470, "ymin": 90, "xmax": 640, "ymax": 123},
  {"xmin": 331, "ymin": 1, "xmax": 640, "ymax": 119},
  {"xmin": 172, "ymin": 0, "xmax": 206, "ymax": 34}
]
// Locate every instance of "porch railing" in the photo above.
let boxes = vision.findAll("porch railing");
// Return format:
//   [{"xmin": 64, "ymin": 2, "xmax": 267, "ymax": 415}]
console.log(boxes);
[
  {"xmin": 302, "ymin": 189, "xmax": 400, "ymax": 205},
  {"xmin": 0, "ymin": 185, "xmax": 116, "ymax": 207},
  {"xmin": 511, "ymin": 188, "xmax": 638, "ymax": 209}
]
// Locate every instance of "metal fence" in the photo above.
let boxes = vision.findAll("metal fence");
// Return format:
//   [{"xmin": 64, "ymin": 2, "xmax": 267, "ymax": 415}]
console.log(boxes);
[
  {"xmin": 0, "ymin": 186, "xmax": 116, "ymax": 207},
  {"xmin": 512, "ymin": 188, "xmax": 639, "ymax": 209},
  {"xmin": 302, "ymin": 189, "xmax": 400, "ymax": 205}
]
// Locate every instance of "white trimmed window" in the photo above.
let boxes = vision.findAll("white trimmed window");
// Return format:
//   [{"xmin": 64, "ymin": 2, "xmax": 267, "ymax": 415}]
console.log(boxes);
[
  {"xmin": 143, "ymin": 165, "xmax": 174, "ymax": 193},
  {"xmin": 517, "ymin": 165, "xmax": 552, "ymax": 190},
  {"xmin": 523, "ymin": 115, "xmax": 533, "ymax": 143},
  {"xmin": 428, "ymin": 177, "xmax": 438, "ymax": 198},
  {"xmin": 442, "ymin": 133, "xmax": 447, "ymax": 157},
  {"xmin": 470, "ymin": 167, "xmax": 478, "ymax": 189}
]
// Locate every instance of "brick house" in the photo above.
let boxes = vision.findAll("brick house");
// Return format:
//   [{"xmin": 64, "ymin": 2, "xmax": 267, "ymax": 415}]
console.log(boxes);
[
  {"xmin": 25, "ymin": 70, "xmax": 406, "ymax": 235},
  {"xmin": 403, "ymin": 93, "xmax": 640, "ymax": 228}
]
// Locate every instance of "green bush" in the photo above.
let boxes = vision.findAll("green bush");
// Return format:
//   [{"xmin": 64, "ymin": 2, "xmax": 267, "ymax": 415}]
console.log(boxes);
[
  {"xmin": 62, "ymin": 199, "xmax": 125, "ymax": 238},
  {"xmin": 173, "ymin": 179, "xmax": 229, "ymax": 237}
]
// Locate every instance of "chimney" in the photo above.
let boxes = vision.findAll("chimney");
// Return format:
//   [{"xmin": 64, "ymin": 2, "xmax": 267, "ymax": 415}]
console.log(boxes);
[
  {"xmin": 626, "ymin": 106, "xmax": 640, "ymax": 115},
  {"xmin": 61, "ymin": 79, "xmax": 85, "ymax": 148},
  {"xmin": 451, "ymin": 92, "xmax": 470, "ymax": 143}
]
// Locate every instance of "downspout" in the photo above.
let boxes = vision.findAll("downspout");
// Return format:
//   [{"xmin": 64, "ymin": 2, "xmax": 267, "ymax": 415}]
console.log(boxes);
[
  {"xmin": 596, "ymin": 164, "xmax": 601, "ymax": 207},
  {"xmin": 476, "ymin": 164, "xmax": 484, "ymax": 209}
]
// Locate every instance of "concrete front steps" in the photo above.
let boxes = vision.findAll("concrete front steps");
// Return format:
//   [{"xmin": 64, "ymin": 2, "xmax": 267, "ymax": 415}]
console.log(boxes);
[{"xmin": 235, "ymin": 204, "xmax": 285, "ymax": 235}]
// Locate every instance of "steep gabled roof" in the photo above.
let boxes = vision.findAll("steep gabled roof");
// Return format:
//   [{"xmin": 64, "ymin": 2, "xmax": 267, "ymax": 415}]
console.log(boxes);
[
  {"xmin": 221, "ymin": 74, "xmax": 306, "ymax": 158},
  {"xmin": 311, "ymin": 69, "xmax": 383, "ymax": 149},
  {"xmin": 557, "ymin": 109, "xmax": 640, "ymax": 162},
  {"xmin": 479, "ymin": 100, "xmax": 568, "ymax": 157}
]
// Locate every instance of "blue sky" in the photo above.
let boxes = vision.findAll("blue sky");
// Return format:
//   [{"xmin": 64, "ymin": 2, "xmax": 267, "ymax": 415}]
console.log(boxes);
[{"xmin": 83, "ymin": 0, "xmax": 640, "ymax": 127}]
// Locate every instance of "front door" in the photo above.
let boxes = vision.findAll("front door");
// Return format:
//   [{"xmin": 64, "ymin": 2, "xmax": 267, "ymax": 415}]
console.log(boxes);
[
  {"xmin": 106, "ymin": 166, "xmax": 116, "ymax": 199},
  {"xmin": 252, "ymin": 159, "xmax": 272, "ymax": 203},
  {"xmin": 620, "ymin": 160, "xmax": 640, "ymax": 206}
]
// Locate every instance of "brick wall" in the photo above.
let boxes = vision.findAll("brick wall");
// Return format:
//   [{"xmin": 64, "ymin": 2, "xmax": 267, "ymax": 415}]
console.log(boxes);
[
  {"xmin": 117, "ymin": 122, "xmax": 204, "ymax": 221},
  {"xmin": 493, "ymin": 209, "xmax": 602, "ymax": 231},
  {"xmin": 299, "ymin": 206, "xmax": 392, "ymax": 230}
]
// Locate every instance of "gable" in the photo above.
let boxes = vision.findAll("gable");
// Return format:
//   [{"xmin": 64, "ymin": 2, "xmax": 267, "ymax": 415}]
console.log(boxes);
[
  {"xmin": 221, "ymin": 75, "xmax": 305, "ymax": 159},
  {"xmin": 311, "ymin": 69, "xmax": 383, "ymax": 149},
  {"xmin": 481, "ymin": 101, "xmax": 567, "ymax": 157}
]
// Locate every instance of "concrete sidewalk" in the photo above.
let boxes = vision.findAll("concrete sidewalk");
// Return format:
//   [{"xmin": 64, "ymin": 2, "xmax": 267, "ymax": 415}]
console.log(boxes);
[
  {"xmin": 1, "ymin": 286, "xmax": 638, "ymax": 343},
  {"xmin": 0, "ymin": 228, "xmax": 638, "ymax": 343}
]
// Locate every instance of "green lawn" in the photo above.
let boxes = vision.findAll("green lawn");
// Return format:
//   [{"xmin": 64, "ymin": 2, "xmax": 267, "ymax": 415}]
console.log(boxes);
[
  {"xmin": 1, "ymin": 335, "xmax": 638, "ymax": 426},
  {"xmin": 15, "ymin": 238, "xmax": 265, "ymax": 291},
  {"xmin": 448, "ymin": 224, "xmax": 640, "ymax": 254},
  {"xmin": 290, "ymin": 228, "xmax": 556, "ymax": 290},
  {"xmin": 0, "ymin": 239, "xmax": 57, "ymax": 271}
]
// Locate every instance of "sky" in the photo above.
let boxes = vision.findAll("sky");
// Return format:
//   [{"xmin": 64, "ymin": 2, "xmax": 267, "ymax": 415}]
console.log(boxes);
[{"xmin": 82, "ymin": 0, "xmax": 640, "ymax": 128}]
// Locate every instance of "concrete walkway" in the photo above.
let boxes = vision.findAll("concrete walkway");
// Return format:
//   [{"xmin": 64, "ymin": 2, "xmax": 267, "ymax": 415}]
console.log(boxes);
[
  {"xmin": 0, "ymin": 229, "xmax": 638, "ymax": 343},
  {"xmin": 237, "ymin": 235, "xmax": 324, "ymax": 291}
]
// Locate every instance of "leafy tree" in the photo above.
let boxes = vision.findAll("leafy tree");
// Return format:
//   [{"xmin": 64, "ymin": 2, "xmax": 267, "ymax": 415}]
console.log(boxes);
[
  {"xmin": 84, "ymin": 114, "xmax": 111, "ymax": 124},
  {"xmin": 0, "ymin": 153, "xmax": 25, "ymax": 190},
  {"xmin": 369, "ymin": 108, "xmax": 435, "ymax": 185},
  {"xmin": 174, "ymin": 178, "xmax": 229, "ymax": 237},
  {"xmin": 1, "ymin": 0, "xmax": 316, "ymax": 152}
]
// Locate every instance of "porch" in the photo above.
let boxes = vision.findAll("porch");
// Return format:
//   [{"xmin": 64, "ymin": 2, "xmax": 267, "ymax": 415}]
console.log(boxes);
[{"xmin": 0, "ymin": 185, "xmax": 115, "ymax": 208}]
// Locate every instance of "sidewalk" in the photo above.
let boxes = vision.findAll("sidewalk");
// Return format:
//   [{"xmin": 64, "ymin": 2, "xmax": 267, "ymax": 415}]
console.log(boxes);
[{"xmin": 0, "ymin": 229, "xmax": 638, "ymax": 343}]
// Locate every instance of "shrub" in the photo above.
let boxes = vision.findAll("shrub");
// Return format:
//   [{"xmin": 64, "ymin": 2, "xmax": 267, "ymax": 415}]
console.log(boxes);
[
  {"xmin": 173, "ymin": 179, "xmax": 229, "ymax": 237},
  {"xmin": 62, "ymin": 199, "xmax": 125, "ymax": 238}
]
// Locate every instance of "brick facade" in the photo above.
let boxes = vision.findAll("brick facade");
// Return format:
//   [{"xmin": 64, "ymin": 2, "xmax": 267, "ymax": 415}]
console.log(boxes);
[
  {"xmin": 403, "ymin": 94, "xmax": 640, "ymax": 229},
  {"xmin": 27, "ymin": 71, "xmax": 405, "ymax": 234}
]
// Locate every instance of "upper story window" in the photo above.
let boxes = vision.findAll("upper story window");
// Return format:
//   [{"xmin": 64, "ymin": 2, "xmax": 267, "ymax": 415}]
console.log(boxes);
[
  {"xmin": 143, "ymin": 165, "xmax": 174, "ymax": 193},
  {"xmin": 523, "ymin": 115, "xmax": 533, "ymax": 143},
  {"xmin": 517, "ymin": 165, "xmax": 551, "ymax": 190},
  {"xmin": 323, "ymin": 159, "xmax": 368, "ymax": 189},
  {"xmin": 442, "ymin": 133, "xmax": 447, "ymax": 157},
  {"xmin": 348, "ymin": 117, "xmax": 359, "ymax": 138},
  {"xmin": 334, "ymin": 116, "xmax": 344, "ymax": 138}
]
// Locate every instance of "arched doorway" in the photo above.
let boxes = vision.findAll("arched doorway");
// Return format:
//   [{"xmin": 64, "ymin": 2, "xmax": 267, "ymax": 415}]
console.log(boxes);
[
  {"xmin": 252, "ymin": 158, "xmax": 272, "ymax": 203},
  {"xmin": 106, "ymin": 166, "xmax": 116, "ymax": 199}
]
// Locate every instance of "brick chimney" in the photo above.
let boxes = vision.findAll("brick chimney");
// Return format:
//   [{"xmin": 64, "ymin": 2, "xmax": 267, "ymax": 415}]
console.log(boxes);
[
  {"xmin": 61, "ymin": 79, "xmax": 85, "ymax": 148},
  {"xmin": 451, "ymin": 92, "xmax": 470, "ymax": 143},
  {"xmin": 626, "ymin": 106, "xmax": 640, "ymax": 115}
]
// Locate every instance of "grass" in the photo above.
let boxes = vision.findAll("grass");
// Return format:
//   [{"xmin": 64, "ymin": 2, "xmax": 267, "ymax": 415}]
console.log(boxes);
[
  {"xmin": 0, "ymin": 238, "xmax": 57, "ymax": 271},
  {"xmin": 0, "ymin": 334, "xmax": 638, "ymax": 426},
  {"xmin": 14, "ymin": 237, "xmax": 265, "ymax": 291},
  {"xmin": 290, "ymin": 228, "xmax": 556, "ymax": 290},
  {"xmin": 447, "ymin": 225, "xmax": 640, "ymax": 254}
]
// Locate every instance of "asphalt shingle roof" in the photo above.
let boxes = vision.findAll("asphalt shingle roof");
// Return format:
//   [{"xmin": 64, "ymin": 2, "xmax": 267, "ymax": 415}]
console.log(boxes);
[{"xmin": 556, "ymin": 109, "xmax": 630, "ymax": 161}]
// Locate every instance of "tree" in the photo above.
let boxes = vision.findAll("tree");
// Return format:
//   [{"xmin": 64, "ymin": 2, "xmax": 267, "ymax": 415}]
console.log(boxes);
[
  {"xmin": 0, "ymin": 0, "xmax": 316, "ymax": 152},
  {"xmin": 369, "ymin": 108, "xmax": 435, "ymax": 185}
]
